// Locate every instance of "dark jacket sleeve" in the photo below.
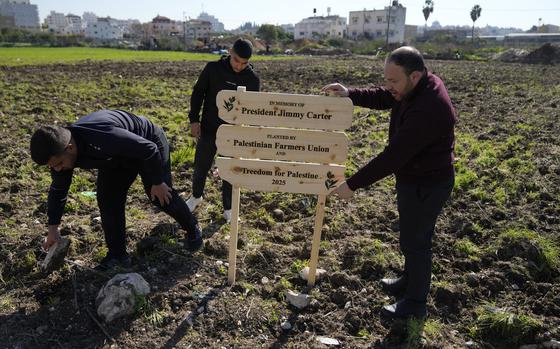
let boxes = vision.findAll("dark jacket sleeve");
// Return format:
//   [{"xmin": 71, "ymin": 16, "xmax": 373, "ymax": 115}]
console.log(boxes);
[
  {"xmin": 188, "ymin": 63, "xmax": 211, "ymax": 123},
  {"xmin": 47, "ymin": 169, "xmax": 73, "ymax": 225},
  {"xmin": 346, "ymin": 107, "xmax": 440, "ymax": 190},
  {"xmin": 348, "ymin": 87, "xmax": 395, "ymax": 110}
]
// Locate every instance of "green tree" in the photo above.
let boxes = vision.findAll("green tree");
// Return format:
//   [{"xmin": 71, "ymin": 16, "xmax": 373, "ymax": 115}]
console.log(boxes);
[
  {"xmin": 470, "ymin": 4, "xmax": 482, "ymax": 43},
  {"xmin": 257, "ymin": 24, "xmax": 278, "ymax": 45},
  {"xmin": 422, "ymin": 0, "xmax": 434, "ymax": 33}
]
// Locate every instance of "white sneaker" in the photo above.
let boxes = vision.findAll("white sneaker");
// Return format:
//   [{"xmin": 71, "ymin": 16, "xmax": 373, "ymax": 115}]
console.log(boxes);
[
  {"xmin": 186, "ymin": 196, "xmax": 203, "ymax": 212},
  {"xmin": 223, "ymin": 209, "xmax": 232, "ymax": 223}
]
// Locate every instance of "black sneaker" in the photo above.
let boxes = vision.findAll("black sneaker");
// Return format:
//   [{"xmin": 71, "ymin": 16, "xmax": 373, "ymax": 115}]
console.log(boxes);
[
  {"xmin": 94, "ymin": 254, "xmax": 132, "ymax": 271},
  {"xmin": 380, "ymin": 275, "xmax": 408, "ymax": 294},
  {"xmin": 382, "ymin": 298, "xmax": 427, "ymax": 319},
  {"xmin": 185, "ymin": 227, "xmax": 203, "ymax": 252}
]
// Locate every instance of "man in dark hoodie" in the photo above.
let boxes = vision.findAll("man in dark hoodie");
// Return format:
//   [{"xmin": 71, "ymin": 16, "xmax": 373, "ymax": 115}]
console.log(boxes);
[
  {"xmin": 186, "ymin": 38, "xmax": 260, "ymax": 222},
  {"xmin": 30, "ymin": 110, "xmax": 203, "ymax": 271},
  {"xmin": 322, "ymin": 46, "xmax": 457, "ymax": 319}
]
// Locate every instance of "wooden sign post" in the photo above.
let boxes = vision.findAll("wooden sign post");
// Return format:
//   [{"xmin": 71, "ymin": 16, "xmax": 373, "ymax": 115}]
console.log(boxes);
[{"xmin": 216, "ymin": 87, "xmax": 353, "ymax": 286}]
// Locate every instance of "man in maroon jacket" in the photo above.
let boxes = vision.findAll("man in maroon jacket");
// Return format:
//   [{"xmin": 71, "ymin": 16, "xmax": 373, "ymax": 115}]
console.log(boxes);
[{"xmin": 322, "ymin": 46, "xmax": 457, "ymax": 319}]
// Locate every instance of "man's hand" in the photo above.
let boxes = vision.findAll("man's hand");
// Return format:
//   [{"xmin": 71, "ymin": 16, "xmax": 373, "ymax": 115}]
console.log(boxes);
[
  {"xmin": 190, "ymin": 122, "xmax": 201, "ymax": 139},
  {"xmin": 321, "ymin": 83, "xmax": 349, "ymax": 97},
  {"xmin": 43, "ymin": 225, "xmax": 62, "ymax": 251},
  {"xmin": 329, "ymin": 181, "xmax": 355, "ymax": 200},
  {"xmin": 151, "ymin": 182, "xmax": 173, "ymax": 206}
]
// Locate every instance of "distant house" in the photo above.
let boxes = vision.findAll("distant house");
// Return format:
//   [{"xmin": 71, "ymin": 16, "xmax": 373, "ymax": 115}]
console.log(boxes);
[
  {"xmin": 348, "ymin": 3, "xmax": 406, "ymax": 43},
  {"xmin": 85, "ymin": 17, "xmax": 124, "ymax": 40},
  {"xmin": 65, "ymin": 14, "xmax": 82, "ymax": 35},
  {"xmin": 149, "ymin": 15, "xmax": 183, "ymax": 37},
  {"xmin": 185, "ymin": 19, "xmax": 212, "ymax": 42},
  {"xmin": 0, "ymin": 0, "xmax": 39, "ymax": 30},
  {"xmin": 44, "ymin": 11, "xmax": 66, "ymax": 34},
  {"xmin": 197, "ymin": 12, "xmax": 224, "ymax": 33},
  {"xmin": 294, "ymin": 15, "xmax": 347, "ymax": 40}
]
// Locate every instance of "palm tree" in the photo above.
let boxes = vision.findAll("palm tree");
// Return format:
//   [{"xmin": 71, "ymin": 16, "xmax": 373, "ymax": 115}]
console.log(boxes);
[
  {"xmin": 470, "ymin": 5, "xmax": 482, "ymax": 43},
  {"xmin": 422, "ymin": 0, "xmax": 434, "ymax": 34}
]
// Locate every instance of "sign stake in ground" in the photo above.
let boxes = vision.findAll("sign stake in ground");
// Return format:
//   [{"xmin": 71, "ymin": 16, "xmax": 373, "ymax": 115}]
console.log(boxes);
[{"xmin": 217, "ymin": 86, "xmax": 353, "ymax": 286}]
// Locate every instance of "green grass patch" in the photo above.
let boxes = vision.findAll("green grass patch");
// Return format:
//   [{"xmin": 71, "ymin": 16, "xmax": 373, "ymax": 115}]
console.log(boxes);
[
  {"xmin": 470, "ymin": 305, "xmax": 542, "ymax": 348},
  {"xmin": 495, "ymin": 228, "xmax": 560, "ymax": 273},
  {"xmin": 0, "ymin": 47, "xmax": 298, "ymax": 66},
  {"xmin": 454, "ymin": 238, "xmax": 482, "ymax": 261}
]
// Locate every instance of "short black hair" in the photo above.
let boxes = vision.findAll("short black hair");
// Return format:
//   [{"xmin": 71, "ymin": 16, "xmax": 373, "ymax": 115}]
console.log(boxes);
[
  {"xmin": 232, "ymin": 38, "xmax": 253, "ymax": 59},
  {"xmin": 386, "ymin": 46, "xmax": 426, "ymax": 75},
  {"xmin": 30, "ymin": 126, "xmax": 71, "ymax": 165}
]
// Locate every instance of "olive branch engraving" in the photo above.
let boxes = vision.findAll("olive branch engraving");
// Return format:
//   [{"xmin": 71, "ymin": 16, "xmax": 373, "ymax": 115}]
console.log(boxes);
[
  {"xmin": 325, "ymin": 171, "xmax": 338, "ymax": 189},
  {"xmin": 223, "ymin": 96, "xmax": 236, "ymax": 112}
]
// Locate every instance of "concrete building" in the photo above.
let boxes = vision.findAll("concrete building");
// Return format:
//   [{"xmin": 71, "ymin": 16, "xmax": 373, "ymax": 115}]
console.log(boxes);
[
  {"xmin": 0, "ymin": 0, "xmax": 39, "ymax": 30},
  {"xmin": 197, "ymin": 11, "xmax": 224, "ymax": 33},
  {"xmin": 294, "ymin": 15, "xmax": 347, "ymax": 40},
  {"xmin": 185, "ymin": 19, "xmax": 212, "ymax": 41},
  {"xmin": 149, "ymin": 15, "xmax": 183, "ymax": 36},
  {"xmin": 65, "ymin": 14, "xmax": 82, "ymax": 35},
  {"xmin": 44, "ymin": 11, "xmax": 66, "ymax": 34},
  {"xmin": 0, "ymin": 14, "xmax": 15, "ymax": 28},
  {"xmin": 85, "ymin": 17, "xmax": 124, "ymax": 40},
  {"xmin": 82, "ymin": 11, "xmax": 97, "ymax": 28},
  {"xmin": 348, "ymin": 2, "xmax": 406, "ymax": 43}
]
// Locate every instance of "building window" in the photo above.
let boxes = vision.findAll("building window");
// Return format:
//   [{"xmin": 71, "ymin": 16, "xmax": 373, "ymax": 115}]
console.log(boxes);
[
  {"xmin": 376, "ymin": 30, "xmax": 382, "ymax": 36},
  {"xmin": 391, "ymin": 17, "xmax": 395, "ymax": 23},
  {"xmin": 299, "ymin": 32, "xmax": 304, "ymax": 36},
  {"xmin": 352, "ymin": 17, "xmax": 358, "ymax": 24},
  {"xmin": 377, "ymin": 16, "xmax": 383, "ymax": 23},
  {"xmin": 352, "ymin": 31, "xmax": 357, "ymax": 36}
]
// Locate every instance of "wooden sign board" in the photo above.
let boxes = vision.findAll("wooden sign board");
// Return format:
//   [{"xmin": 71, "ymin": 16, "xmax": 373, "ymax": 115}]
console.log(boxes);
[
  {"xmin": 216, "ymin": 157, "xmax": 345, "ymax": 195},
  {"xmin": 216, "ymin": 125, "xmax": 349, "ymax": 164},
  {"xmin": 216, "ymin": 89, "xmax": 353, "ymax": 131}
]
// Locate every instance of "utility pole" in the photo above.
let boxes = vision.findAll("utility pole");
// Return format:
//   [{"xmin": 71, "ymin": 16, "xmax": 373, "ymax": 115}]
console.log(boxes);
[{"xmin": 385, "ymin": 0, "xmax": 393, "ymax": 47}]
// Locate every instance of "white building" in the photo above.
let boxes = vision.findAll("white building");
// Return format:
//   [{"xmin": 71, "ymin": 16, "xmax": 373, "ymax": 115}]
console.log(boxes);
[
  {"xmin": 82, "ymin": 11, "xmax": 97, "ymax": 28},
  {"xmin": 0, "ymin": 0, "xmax": 39, "ymax": 30},
  {"xmin": 65, "ymin": 14, "xmax": 82, "ymax": 35},
  {"xmin": 85, "ymin": 17, "xmax": 124, "ymax": 40},
  {"xmin": 185, "ymin": 19, "xmax": 212, "ymax": 41},
  {"xmin": 348, "ymin": 3, "xmax": 406, "ymax": 43},
  {"xmin": 44, "ymin": 11, "xmax": 66, "ymax": 34},
  {"xmin": 197, "ymin": 11, "xmax": 224, "ymax": 33},
  {"xmin": 294, "ymin": 15, "xmax": 347, "ymax": 40}
]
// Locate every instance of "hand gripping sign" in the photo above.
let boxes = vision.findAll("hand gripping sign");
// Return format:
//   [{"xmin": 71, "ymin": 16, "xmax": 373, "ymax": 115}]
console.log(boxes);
[{"xmin": 216, "ymin": 86, "xmax": 353, "ymax": 286}]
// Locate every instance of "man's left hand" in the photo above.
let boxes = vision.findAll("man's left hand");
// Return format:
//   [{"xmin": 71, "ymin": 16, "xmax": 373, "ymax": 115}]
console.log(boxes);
[
  {"xmin": 329, "ymin": 181, "xmax": 354, "ymax": 200},
  {"xmin": 151, "ymin": 182, "xmax": 172, "ymax": 206}
]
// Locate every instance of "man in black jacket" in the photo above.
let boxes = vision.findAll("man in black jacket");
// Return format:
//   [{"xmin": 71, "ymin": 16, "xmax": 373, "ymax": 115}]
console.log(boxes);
[
  {"xmin": 186, "ymin": 38, "xmax": 260, "ymax": 222},
  {"xmin": 30, "ymin": 110, "xmax": 203, "ymax": 271},
  {"xmin": 322, "ymin": 46, "xmax": 456, "ymax": 319}
]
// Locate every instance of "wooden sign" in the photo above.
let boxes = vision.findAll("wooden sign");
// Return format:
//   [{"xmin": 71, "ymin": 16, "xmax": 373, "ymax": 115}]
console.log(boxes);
[
  {"xmin": 216, "ymin": 157, "xmax": 345, "ymax": 195},
  {"xmin": 216, "ymin": 125, "xmax": 349, "ymax": 164},
  {"xmin": 217, "ymin": 89, "xmax": 353, "ymax": 131},
  {"xmin": 217, "ymin": 87, "xmax": 354, "ymax": 287}
]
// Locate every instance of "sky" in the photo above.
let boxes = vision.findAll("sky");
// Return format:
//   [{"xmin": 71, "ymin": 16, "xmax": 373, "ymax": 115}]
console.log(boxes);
[{"xmin": 32, "ymin": 0, "xmax": 560, "ymax": 31}]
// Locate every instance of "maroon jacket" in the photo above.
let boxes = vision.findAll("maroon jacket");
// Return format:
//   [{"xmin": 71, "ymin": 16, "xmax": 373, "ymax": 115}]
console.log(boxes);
[{"xmin": 346, "ymin": 71, "xmax": 457, "ymax": 190}]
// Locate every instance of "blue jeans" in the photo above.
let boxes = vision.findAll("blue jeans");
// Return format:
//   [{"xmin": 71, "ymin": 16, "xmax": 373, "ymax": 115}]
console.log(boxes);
[{"xmin": 396, "ymin": 175, "xmax": 454, "ymax": 303}]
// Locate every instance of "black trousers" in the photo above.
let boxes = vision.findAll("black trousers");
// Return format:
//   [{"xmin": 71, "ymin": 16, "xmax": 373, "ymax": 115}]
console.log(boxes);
[
  {"xmin": 96, "ymin": 130, "xmax": 198, "ymax": 258},
  {"xmin": 396, "ymin": 175, "xmax": 454, "ymax": 303},
  {"xmin": 191, "ymin": 133, "xmax": 232, "ymax": 210}
]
